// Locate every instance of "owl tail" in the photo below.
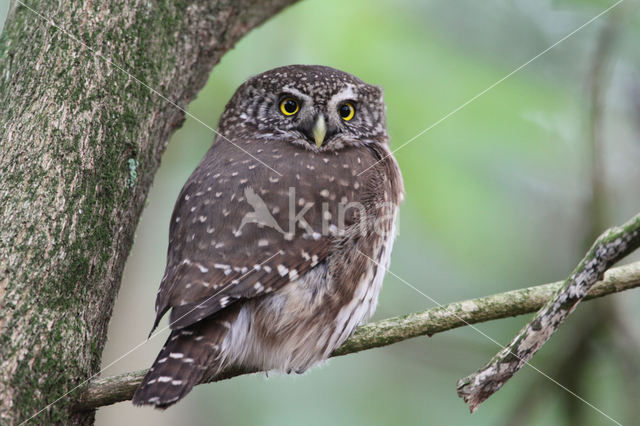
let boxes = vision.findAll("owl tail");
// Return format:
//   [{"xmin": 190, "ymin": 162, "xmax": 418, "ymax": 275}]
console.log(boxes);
[{"xmin": 132, "ymin": 307, "xmax": 239, "ymax": 408}]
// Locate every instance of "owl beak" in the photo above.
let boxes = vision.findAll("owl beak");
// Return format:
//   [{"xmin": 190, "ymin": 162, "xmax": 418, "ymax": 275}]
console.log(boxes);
[{"xmin": 312, "ymin": 114, "xmax": 327, "ymax": 147}]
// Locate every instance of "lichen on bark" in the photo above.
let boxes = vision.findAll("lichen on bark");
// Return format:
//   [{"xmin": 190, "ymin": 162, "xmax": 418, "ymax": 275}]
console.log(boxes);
[
  {"xmin": 457, "ymin": 212, "xmax": 640, "ymax": 412},
  {"xmin": 0, "ymin": 1, "xmax": 298, "ymax": 423}
]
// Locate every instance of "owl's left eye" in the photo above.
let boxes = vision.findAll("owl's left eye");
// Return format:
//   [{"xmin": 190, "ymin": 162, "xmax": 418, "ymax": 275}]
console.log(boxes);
[
  {"xmin": 338, "ymin": 102, "xmax": 355, "ymax": 121},
  {"xmin": 280, "ymin": 98, "xmax": 300, "ymax": 116}
]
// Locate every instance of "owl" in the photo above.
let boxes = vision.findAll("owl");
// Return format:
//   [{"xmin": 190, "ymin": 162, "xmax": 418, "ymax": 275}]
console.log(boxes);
[{"xmin": 132, "ymin": 65, "xmax": 404, "ymax": 407}]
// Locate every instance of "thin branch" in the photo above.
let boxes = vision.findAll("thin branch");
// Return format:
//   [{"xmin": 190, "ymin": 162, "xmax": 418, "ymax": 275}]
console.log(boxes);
[
  {"xmin": 552, "ymin": 15, "xmax": 621, "ymax": 424},
  {"xmin": 541, "ymin": 16, "xmax": 623, "ymax": 426},
  {"xmin": 457, "ymin": 212, "xmax": 640, "ymax": 412},
  {"xmin": 74, "ymin": 259, "xmax": 640, "ymax": 411}
]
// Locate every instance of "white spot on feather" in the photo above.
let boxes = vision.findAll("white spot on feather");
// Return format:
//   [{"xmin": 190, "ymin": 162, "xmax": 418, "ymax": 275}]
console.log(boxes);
[{"xmin": 277, "ymin": 264, "xmax": 289, "ymax": 276}]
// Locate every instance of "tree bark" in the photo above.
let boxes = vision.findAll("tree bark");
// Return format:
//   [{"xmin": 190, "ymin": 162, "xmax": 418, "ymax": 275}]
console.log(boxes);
[{"xmin": 0, "ymin": 0, "xmax": 298, "ymax": 424}]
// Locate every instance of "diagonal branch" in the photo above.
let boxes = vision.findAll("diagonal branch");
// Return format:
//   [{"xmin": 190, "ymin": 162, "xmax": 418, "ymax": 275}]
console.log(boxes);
[
  {"xmin": 457, "ymin": 212, "xmax": 640, "ymax": 412},
  {"xmin": 74, "ymin": 259, "xmax": 640, "ymax": 411}
]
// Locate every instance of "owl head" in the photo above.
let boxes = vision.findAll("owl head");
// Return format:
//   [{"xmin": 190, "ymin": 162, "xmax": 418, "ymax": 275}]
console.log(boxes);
[{"xmin": 218, "ymin": 65, "xmax": 388, "ymax": 151}]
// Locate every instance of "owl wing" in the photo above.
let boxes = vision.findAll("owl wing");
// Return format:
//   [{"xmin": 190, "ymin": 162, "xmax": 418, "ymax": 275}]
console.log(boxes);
[{"xmin": 153, "ymin": 140, "xmax": 375, "ymax": 331}]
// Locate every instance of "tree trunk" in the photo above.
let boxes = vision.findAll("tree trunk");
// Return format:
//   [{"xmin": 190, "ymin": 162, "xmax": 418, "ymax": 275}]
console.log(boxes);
[{"xmin": 0, "ymin": 0, "xmax": 297, "ymax": 423}]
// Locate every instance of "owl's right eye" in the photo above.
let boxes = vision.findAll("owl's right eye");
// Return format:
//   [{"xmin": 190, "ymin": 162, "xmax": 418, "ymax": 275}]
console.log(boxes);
[{"xmin": 279, "ymin": 98, "xmax": 300, "ymax": 116}]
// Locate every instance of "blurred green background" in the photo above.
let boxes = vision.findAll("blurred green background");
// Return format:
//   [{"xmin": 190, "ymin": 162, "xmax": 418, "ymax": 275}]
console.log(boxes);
[{"xmin": 2, "ymin": 0, "xmax": 640, "ymax": 425}]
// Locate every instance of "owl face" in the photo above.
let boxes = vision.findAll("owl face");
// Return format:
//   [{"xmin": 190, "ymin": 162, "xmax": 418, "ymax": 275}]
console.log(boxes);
[{"xmin": 219, "ymin": 65, "xmax": 388, "ymax": 152}]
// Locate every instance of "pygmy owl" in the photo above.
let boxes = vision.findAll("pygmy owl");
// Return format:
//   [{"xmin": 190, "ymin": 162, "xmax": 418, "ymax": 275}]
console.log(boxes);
[{"xmin": 133, "ymin": 65, "xmax": 404, "ymax": 407}]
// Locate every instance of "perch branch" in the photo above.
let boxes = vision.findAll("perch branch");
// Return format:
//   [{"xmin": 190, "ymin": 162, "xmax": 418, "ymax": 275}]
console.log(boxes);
[
  {"xmin": 75, "ymin": 259, "xmax": 640, "ymax": 411},
  {"xmin": 457, "ymin": 212, "xmax": 640, "ymax": 412}
]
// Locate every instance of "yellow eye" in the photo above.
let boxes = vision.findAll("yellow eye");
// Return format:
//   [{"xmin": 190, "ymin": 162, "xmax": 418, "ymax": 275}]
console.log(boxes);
[
  {"xmin": 338, "ymin": 102, "xmax": 355, "ymax": 121},
  {"xmin": 280, "ymin": 98, "xmax": 299, "ymax": 116}
]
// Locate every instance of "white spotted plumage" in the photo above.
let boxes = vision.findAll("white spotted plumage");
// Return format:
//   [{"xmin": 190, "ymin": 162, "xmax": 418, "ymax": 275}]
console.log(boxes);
[{"xmin": 133, "ymin": 65, "xmax": 403, "ymax": 408}]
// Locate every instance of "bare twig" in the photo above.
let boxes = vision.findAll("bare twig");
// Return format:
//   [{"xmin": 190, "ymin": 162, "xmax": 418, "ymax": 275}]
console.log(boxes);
[
  {"xmin": 555, "ymin": 15, "xmax": 621, "ymax": 425},
  {"xmin": 457, "ymin": 212, "xmax": 640, "ymax": 412},
  {"xmin": 74, "ymin": 258, "xmax": 640, "ymax": 411}
]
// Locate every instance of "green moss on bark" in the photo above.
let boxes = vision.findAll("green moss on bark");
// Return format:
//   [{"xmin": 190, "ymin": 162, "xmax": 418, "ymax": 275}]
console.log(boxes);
[{"xmin": 0, "ymin": 0, "xmax": 299, "ymax": 423}]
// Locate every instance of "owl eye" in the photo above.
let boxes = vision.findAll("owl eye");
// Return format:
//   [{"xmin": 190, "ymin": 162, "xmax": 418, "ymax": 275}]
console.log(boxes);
[
  {"xmin": 279, "ymin": 98, "xmax": 299, "ymax": 116},
  {"xmin": 338, "ymin": 102, "xmax": 355, "ymax": 121}
]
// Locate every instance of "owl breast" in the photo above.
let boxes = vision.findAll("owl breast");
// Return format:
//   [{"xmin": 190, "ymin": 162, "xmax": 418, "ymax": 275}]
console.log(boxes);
[{"xmin": 219, "ymin": 207, "xmax": 398, "ymax": 375}]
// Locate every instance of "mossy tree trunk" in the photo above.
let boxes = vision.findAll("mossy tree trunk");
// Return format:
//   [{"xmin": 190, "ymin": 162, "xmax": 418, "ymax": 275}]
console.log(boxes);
[{"xmin": 0, "ymin": 0, "xmax": 297, "ymax": 423}]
